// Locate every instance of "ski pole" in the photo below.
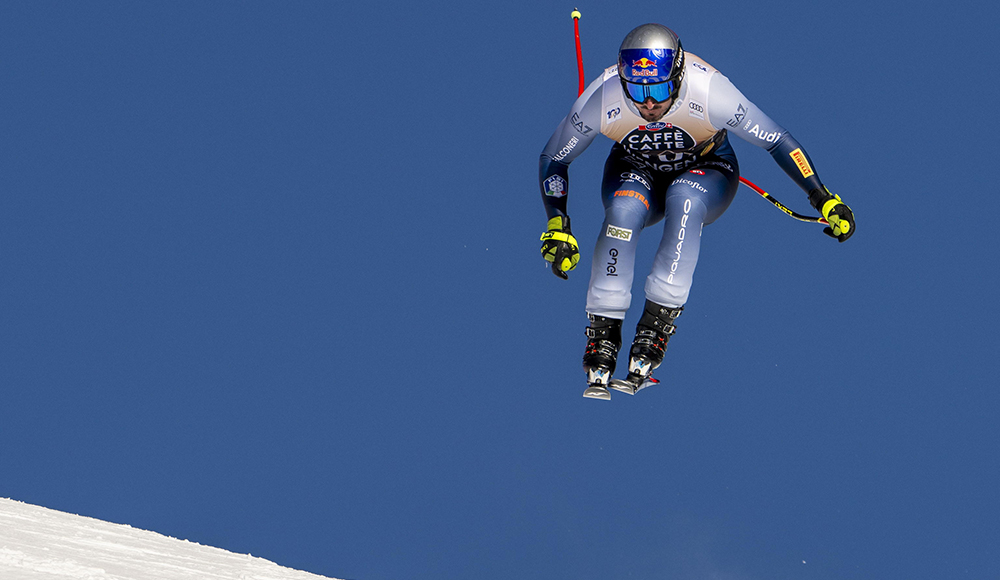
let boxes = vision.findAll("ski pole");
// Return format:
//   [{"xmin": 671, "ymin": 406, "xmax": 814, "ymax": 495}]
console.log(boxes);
[
  {"xmin": 572, "ymin": 9, "xmax": 584, "ymax": 96},
  {"xmin": 738, "ymin": 176, "xmax": 827, "ymax": 224},
  {"xmin": 546, "ymin": 8, "xmax": 587, "ymax": 280}
]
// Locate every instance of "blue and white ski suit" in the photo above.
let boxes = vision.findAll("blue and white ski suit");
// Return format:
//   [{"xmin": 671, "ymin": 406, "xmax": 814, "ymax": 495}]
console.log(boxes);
[{"xmin": 539, "ymin": 53, "xmax": 826, "ymax": 319}]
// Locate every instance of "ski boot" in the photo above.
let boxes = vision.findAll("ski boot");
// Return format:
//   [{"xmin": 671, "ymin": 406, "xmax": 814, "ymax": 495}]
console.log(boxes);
[
  {"xmin": 610, "ymin": 300, "xmax": 683, "ymax": 395},
  {"xmin": 582, "ymin": 314, "xmax": 622, "ymax": 400}
]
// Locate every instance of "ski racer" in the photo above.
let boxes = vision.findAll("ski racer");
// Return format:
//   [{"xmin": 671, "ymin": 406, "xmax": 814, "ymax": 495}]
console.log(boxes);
[{"xmin": 538, "ymin": 23, "xmax": 856, "ymax": 400}]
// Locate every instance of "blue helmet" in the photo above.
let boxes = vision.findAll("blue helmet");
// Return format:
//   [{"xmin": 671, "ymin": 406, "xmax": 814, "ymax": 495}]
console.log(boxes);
[{"xmin": 617, "ymin": 24, "xmax": 685, "ymax": 104}]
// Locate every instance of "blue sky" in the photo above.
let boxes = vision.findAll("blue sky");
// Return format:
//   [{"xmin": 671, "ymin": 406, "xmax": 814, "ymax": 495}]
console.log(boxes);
[{"xmin": 2, "ymin": 1, "xmax": 998, "ymax": 579}]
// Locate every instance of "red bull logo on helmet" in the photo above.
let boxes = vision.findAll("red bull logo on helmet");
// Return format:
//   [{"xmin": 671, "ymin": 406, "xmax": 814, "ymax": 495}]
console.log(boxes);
[
  {"xmin": 620, "ymin": 48, "xmax": 674, "ymax": 83},
  {"xmin": 631, "ymin": 57, "xmax": 659, "ymax": 76}
]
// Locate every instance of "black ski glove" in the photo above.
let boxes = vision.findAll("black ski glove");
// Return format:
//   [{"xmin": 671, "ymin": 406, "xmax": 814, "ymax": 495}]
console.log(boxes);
[
  {"xmin": 540, "ymin": 216, "xmax": 580, "ymax": 280},
  {"xmin": 809, "ymin": 186, "xmax": 855, "ymax": 242}
]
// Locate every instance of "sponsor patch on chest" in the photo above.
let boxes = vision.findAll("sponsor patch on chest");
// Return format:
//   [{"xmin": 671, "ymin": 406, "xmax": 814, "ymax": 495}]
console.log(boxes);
[
  {"xmin": 688, "ymin": 100, "xmax": 705, "ymax": 120},
  {"xmin": 622, "ymin": 125, "xmax": 696, "ymax": 155}
]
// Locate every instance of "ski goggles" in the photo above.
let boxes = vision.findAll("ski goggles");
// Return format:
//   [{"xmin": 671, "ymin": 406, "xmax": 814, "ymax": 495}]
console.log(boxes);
[{"xmin": 621, "ymin": 79, "xmax": 677, "ymax": 104}]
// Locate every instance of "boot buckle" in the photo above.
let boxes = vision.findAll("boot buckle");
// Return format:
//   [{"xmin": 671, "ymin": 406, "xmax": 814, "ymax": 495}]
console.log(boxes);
[{"xmin": 585, "ymin": 326, "xmax": 613, "ymax": 339}]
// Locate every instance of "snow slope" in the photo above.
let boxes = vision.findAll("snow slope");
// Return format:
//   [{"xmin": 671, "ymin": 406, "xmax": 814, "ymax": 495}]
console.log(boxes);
[{"xmin": 0, "ymin": 498, "xmax": 343, "ymax": 580}]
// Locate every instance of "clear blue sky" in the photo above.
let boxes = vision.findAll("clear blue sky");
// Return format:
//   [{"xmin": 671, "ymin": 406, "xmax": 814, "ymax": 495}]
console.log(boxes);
[{"xmin": 2, "ymin": 1, "xmax": 998, "ymax": 579}]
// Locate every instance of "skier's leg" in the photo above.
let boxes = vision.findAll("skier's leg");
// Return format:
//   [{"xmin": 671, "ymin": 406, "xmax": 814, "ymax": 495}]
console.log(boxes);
[
  {"xmin": 627, "ymin": 166, "xmax": 738, "ymax": 379},
  {"xmin": 582, "ymin": 154, "xmax": 661, "ymax": 396},
  {"xmin": 645, "ymin": 166, "xmax": 738, "ymax": 307},
  {"xmin": 584, "ymin": 160, "xmax": 662, "ymax": 320}
]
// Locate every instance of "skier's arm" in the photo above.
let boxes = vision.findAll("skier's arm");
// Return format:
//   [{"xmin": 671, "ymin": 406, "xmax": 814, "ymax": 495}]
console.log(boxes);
[
  {"xmin": 707, "ymin": 73, "xmax": 855, "ymax": 241},
  {"xmin": 538, "ymin": 76, "xmax": 604, "ymax": 220},
  {"xmin": 538, "ymin": 76, "xmax": 605, "ymax": 278}
]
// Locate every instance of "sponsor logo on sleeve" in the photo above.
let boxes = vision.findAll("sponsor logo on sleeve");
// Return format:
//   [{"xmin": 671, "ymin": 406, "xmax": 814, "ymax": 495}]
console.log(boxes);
[
  {"xmin": 606, "ymin": 224, "xmax": 633, "ymax": 242},
  {"xmin": 747, "ymin": 123, "xmax": 782, "ymax": 144},
  {"xmin": 789, "ymin": 148, "xmax": 815, "ymax": 178},
  {"xmin": 551, "ymin": 136, "xmax": 579, "ymax": 161},
  {"xmin": 726, "ymin": 103, "xmax": 747, "ymax": 128},
  {"xmin": 692, "ymin": 62, "xmax": 709, "ymax": 73},
  {"xmin": 571, "ymin": 112, "xmax": 593, "ymax": 135},
  {"xmin": 544, "ymin": 175, "xmax": 566, "ymax": 197}
]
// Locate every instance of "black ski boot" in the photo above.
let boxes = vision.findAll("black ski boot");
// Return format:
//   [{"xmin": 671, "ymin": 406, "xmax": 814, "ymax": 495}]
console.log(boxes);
[
  {"xmin": 614, "ymin": 300, "xmax": 682, "ymax": 394},
  {"xmin": 582, "ymin": 314, "xmax": 622, "ymax": 400}
]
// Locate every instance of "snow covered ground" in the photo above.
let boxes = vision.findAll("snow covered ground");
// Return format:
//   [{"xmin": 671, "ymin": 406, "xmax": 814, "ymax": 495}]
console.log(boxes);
[{"xmin": 0, "ymin": 498, "xmax": 342, "ymax": 580}]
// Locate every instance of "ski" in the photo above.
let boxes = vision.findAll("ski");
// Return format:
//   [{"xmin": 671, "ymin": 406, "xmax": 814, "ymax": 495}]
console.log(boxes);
[
  {"xmin": 609, "ymin": 375, "xmax": 659, "ymax": 395},
  {"xmin": 583, "ymin": 375, "xmax": 659, "ymax": 399},
  {"xmin": 583, "ymin": 385, "xmax": 611, "ymax": 400}
]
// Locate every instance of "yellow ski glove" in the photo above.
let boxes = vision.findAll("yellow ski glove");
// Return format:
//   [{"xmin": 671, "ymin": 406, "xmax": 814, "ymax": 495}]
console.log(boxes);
[
  {"xmin": 540, "ymin": 216, "xmax": 580, "ymax": 280},
  {"xmin": 809, "ymin": 186, "xmax": 855, "ymax": 242}
]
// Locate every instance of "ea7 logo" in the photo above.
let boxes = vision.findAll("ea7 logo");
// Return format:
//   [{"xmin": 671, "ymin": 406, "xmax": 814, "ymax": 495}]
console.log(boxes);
[
  {"xmin": 571, "ymin": 112, "xmax": 593, "ymax": 135},
  {"xmin": 726, "ymin": 104, "xmax": 747, "ymax": 128},
  {"xmin": 606, "ymin": 224, "xmax": 633, "ymax": 242}
]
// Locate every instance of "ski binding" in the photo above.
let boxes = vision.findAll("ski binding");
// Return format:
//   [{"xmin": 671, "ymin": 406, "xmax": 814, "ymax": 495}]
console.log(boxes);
[
  {"xmin": 583, "ymin": 369, "xmax": 659, "ymax": 400},
  {"xmin": 583, "ymin": 367, "xmax": 612, "ymax": 400},
  {"xmin": 608, "ymin": 374, "xmax": 659, "ymax": 395}
]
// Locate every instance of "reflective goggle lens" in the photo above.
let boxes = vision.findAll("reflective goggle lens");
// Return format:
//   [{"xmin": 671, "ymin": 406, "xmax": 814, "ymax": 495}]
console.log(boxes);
[{"xmin": 623, "ymin": 80, "xmax": 675, "ymax": 104}]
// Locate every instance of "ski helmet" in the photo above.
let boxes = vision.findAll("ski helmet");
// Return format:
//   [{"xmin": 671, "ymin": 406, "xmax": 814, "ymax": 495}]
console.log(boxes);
[{"xmin": 617, "ymin": 23, "xmax": 684, "ymax": 104}]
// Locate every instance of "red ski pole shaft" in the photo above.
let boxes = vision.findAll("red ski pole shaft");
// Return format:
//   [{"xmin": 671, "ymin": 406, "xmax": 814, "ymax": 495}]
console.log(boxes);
[
  {"xmin": 572, "ymin": 9, "xmax": 584, "ymax": 96},
  {"xmin": 547, "ymin": 9, "xmax": 587, "ymax": 281}
]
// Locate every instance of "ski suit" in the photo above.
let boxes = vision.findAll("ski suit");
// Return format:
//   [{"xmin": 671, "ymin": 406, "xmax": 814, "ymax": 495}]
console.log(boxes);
[{"xmin": 539, "ymin": 53, "xmax": 826, "ymax": 319}]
